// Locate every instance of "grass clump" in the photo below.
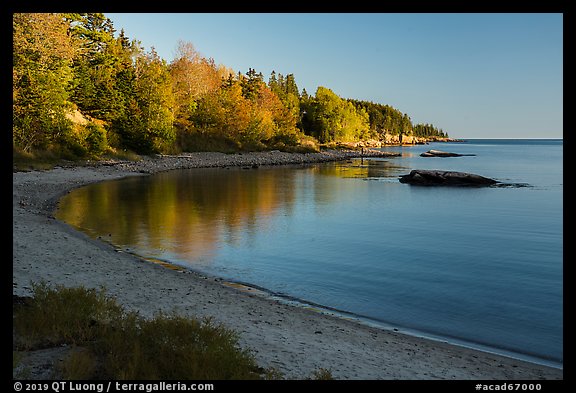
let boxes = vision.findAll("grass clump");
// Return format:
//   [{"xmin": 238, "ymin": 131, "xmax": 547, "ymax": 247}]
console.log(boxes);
[
  {"xmin": 13, "ymin": 282, "xmax": 124, "ymax": 350},
  {"xmin": 13, "ymin": 146, "xmax": 143, "ymax": 172},
  {"xmin": 13, "ymin": 147, "xmax": 66, "ymax": 171},
  {"xmin": 13, "ymin": 283, "xmax": 261, "ymax": 380},
  {"xmin": 58, "ymin": 347, "xmax": 99, "ymax": 379},
  {"xmin": 308, "ymin": 368, "xmax": 334, "ymax": 380},
  {"xmin": 98, "ymin": 313, "xmax": 260, "ymax": 379}
]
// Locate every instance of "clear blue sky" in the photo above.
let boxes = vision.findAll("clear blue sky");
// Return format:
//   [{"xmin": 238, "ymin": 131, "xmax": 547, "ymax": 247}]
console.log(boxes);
[{"xmin": 107, "ymin": 13, "xmax": 563, "ymax": 139}]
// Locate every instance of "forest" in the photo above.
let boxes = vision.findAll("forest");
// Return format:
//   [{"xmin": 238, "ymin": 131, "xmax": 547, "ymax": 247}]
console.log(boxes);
[{"xmin": 13, "ymin": 13, "xmax": 449, "ymax": 159}]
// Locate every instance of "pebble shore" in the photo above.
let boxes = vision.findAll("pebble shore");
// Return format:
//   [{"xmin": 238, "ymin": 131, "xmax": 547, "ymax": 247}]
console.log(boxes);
[{"xmin": 87, "ymin": 149, "xmax": 400, "ymax": 173}]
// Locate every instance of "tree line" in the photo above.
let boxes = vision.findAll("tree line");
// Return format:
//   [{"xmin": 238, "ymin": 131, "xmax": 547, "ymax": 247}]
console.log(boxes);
[{"xmin": 13, "ymin": 13, "xmax": 449, "ymax": 158}]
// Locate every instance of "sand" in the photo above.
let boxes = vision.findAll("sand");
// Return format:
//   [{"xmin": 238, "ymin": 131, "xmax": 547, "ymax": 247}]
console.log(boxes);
[{"xmin": 12, "ymin": 151, "xmax": 563, "ymax": 380}]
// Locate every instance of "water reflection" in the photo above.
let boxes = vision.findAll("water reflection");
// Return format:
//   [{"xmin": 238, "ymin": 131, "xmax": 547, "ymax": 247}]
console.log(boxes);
[
  {"xmin": 317, "ymin": 158, "xmax": 408, "ymax": 179},
  {"xmin": 56, "ymin": 159, "xmax": 405, "ymax": 267},
  {"xmin": 57, "ymin": 167, "xmax": 290, "ymax": 264}
]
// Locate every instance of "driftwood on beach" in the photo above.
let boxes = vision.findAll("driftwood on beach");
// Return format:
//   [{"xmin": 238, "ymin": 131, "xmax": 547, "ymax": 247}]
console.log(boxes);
[{"xmin": 399, "ymin": 169, "xmax": 498, "ymax": 186}]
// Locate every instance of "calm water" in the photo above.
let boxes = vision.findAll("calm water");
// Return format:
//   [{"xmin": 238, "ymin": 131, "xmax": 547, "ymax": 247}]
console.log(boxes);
[{"xmin": 56, "ymin": 139, "xmax": 563, "ymax": 366}]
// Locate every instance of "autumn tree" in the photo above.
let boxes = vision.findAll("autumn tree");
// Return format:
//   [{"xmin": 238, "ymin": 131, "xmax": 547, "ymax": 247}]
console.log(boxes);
[
  {"xmin": 247, "ymin": 83, "xmax": 299, "ymax": 146},
  {"xmin": 188, "ymin": 68, "xmax": 301, "ymax": 151},
  {"xmin": 169, "ymin": 40, "xmax": 221, "ymax": 126}
]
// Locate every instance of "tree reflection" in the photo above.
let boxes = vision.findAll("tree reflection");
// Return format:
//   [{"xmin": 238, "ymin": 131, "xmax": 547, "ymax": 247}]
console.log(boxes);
[{"xmin": 56, "ymin": 159, "xmax": 404, "ymax": 267}]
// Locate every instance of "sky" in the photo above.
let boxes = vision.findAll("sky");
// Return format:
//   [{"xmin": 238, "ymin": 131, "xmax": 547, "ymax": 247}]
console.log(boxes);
[{"xmin": 106, "ymin": 13, "xmax": 563, "ymax": 139}]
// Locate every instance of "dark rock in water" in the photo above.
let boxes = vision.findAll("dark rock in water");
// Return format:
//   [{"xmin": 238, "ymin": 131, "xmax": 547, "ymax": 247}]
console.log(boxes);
[
  {"xmin": 420, "ymin": 149, "xmax": 476, "ymax": 157},
  {"xmin": 399, "ymin": 170, "xmax": 498, "ymax": 186}
]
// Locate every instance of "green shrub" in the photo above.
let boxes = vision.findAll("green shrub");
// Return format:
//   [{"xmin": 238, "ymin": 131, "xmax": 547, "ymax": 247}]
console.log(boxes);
[{"xmin": 85, "ymin": 122, "xmax": 108, "ymax": 155}]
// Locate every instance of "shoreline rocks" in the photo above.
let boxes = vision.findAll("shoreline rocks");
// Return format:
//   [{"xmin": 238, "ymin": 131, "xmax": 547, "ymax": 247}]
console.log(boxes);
[
  {"xmin": 420, "ymin": 149, "xmax": 476, "ymax": 158},
  {"xmin": 399, "ymin": 169, "xmax": 498, "ymax": 186},
  {"xmin": 77, "ymin": 149, "xmax": 401, "ymax": 175}
]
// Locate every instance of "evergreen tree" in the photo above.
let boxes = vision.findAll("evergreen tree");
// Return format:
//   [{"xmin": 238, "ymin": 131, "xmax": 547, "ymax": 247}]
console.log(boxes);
[
  {"xmin": 268, "ymin": 71, "xmax": 300, "ymax": 123},
  {"xmin": 13, "ymin": 13, "xmax": 77, "ymax": 152},
  {"xmin": 268, "ymin": 70, "xmax": 278, "ymax": 92},
  {"xmin": 241, "ymin": 68, "xmax": 264, "ymax": 99},
  {"xmin": 65, "ymin": 13, "xmax": 123, "ymax": 121},
  {"xmin": 284, "ymin": 74, "xmax": 299, "ymax": 97},
  {"xmin": 127, "ymin": 47, "xmax": 176, "ymax": 153}
]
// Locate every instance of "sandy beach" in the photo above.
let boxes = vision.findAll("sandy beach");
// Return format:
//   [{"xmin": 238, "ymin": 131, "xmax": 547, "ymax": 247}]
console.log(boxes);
[{"xmin": 13, "ymin": 150, "xmax": 563, "ymax": 380}]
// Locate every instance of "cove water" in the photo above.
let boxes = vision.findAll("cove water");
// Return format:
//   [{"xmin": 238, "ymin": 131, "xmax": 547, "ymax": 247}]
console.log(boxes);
[{"xmin": 56, "ymin": 139, "xmax": 563, "ymax": 367}]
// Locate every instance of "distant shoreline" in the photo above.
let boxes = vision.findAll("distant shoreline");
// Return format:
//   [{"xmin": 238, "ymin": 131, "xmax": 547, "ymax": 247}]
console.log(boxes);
[
  {"xmin": 448, "ymin": 138, "xmax": 563, "ymax": 141},
  {"xmin": 13, "ymin": 150, "xmax": 563, "ymax": 380}
]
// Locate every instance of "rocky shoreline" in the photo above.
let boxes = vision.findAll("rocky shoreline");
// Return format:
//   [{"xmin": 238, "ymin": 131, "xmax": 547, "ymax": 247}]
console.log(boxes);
[
  {"xmin": 88, "ymin": 149, "xmax": 400, "ymax": 173},
  {"xmin": 13, "ymin": 149, "xmax": 563, "ymax": 380}
]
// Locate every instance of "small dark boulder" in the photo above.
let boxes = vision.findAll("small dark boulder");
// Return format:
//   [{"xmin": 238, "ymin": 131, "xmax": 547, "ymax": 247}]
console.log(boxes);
[
  {"xmin": 420, "ymin": 149, "xmax": 475, "ymax": 157},
  {"xmin": 399, "ymin": 169, "xmax": 498, "ymax": 186}
]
